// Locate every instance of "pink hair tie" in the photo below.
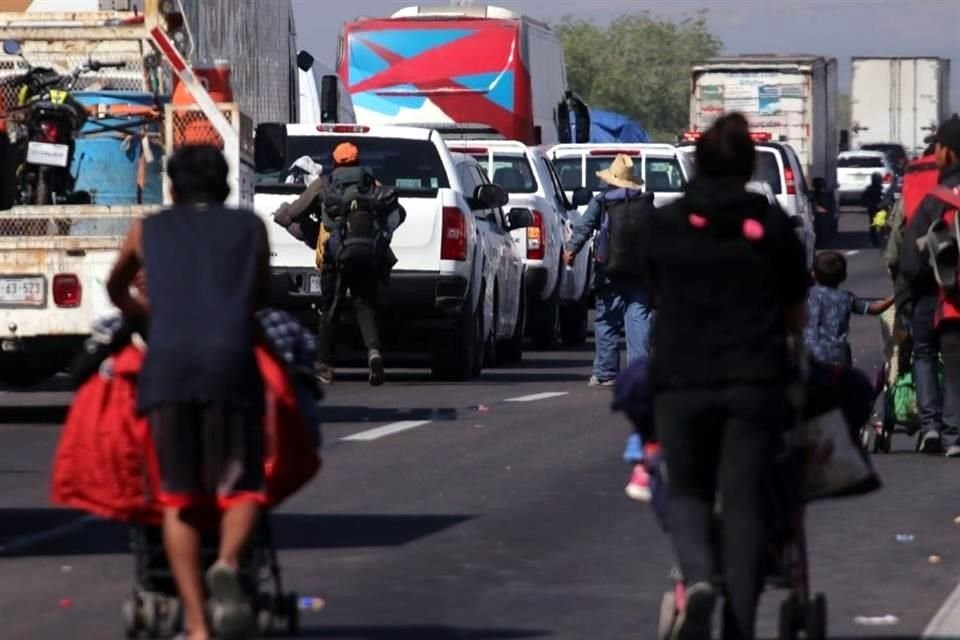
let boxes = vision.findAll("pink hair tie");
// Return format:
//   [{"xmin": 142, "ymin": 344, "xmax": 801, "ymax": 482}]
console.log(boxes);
[
  {"xmin": 742, "ymin": 218, "xmax": 765, "ymax": 240},
  {"xmin": 688, "ymin": 213, "xmax": 708, "ymax": 228}
]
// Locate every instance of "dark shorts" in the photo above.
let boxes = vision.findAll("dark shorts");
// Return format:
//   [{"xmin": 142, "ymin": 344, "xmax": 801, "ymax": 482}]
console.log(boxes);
[{"xmin": 146, "ymin": 402, "xmax": 266, "ymax": 509}]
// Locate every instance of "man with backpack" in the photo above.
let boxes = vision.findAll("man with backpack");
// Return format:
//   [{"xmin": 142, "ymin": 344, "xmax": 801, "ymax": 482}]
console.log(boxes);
[
  {"xmin": 564, "ymin": 154, "xmax": 655, "ymax": 388},
  {"xmin": 315, "ymin": 142, "xmax": 404, "ymax": 387},
  {"xmin": 901, "ymin": 115, "xmax": 960, "ymax": 455}
]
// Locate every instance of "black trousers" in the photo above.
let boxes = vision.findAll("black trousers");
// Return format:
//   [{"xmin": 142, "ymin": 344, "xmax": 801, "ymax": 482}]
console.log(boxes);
[
  {"xmin": 655, "ymin": 384, "xmax": 784, "ymax": 640},
  {"xmin": 939, "ymin": 322, "xmax": 960, "ymax": 438},
  {"xmin": 316, "ymin": 268, "xmax": 380, "ymax": 364}
]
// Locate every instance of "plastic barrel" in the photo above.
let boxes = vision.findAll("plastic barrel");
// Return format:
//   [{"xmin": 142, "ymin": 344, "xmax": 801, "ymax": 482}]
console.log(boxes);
[{"xmin": 70, "ymin": 91, "xmax": 168, "ymax": 205}]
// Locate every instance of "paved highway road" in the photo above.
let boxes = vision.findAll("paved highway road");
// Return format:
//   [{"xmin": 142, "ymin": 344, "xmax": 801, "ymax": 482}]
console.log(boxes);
[{"xmin": 2, "ymin": 213, "xmax": 959, "ymax": 639}]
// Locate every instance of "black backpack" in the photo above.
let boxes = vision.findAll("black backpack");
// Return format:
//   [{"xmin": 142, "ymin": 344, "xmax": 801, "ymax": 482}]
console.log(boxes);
[
  {"xmin": 601, "ymin": 190, "xmax": 655, "ymax": 279},
  {"xmin": 322, "ymin": 167, "xmax": 398, "ymax": 273}
]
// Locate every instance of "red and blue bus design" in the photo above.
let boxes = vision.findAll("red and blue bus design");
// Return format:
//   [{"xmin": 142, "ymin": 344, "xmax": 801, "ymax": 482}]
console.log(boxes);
[{"xmin": 337, "ymin": 18, "xmax": 535, "ymax": 143}]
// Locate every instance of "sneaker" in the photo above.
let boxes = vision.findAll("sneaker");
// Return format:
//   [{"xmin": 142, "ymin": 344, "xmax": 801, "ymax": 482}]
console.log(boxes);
[
  {"xmin": 946, "ymin": 444, "xmax": 960, "ymax": 458},
  {"xmin": 315, "ymin": 363, "xmax": 334, "ymax": 385},
  {"xmin": 588, "ymin": 375, "xmax": 615, "ymax": 387},
  {"xmin": 206, "ymin": 561, "xmax": 253, "ymax": 639},
  {"xmin": 671, "ymin": 581, "xmax": 715, "ymax": 640},
  {"xmin": 368, "ymin": 349, "xmax": 385, "ymax": 387},
  {"xmin": 625, "ymin": 464, "xmax": 651, "ymax": 502},
  {"xmin": 919, "ymin": 430, "xmax": 945, "ymax": 455}
]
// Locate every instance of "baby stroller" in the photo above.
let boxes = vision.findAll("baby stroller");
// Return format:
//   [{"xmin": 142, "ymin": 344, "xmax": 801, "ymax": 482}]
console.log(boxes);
[
  {"xmin": 615, "ymin": 358, "xmax": 877, "ymax": 640},
  {"xmin": 123, "ymin": 517, "xmax": 299, "ymax": 638},
  {"xmin": 58, "ymin": 311, "xmax": 322, "ymax": 639},
  {"xmin": 651, "ymin": 452, "xmax": 826, "ymax": 640},
  {"xmin": 866, "ymin": 307, "xmax": 940, "ymax": 453}
]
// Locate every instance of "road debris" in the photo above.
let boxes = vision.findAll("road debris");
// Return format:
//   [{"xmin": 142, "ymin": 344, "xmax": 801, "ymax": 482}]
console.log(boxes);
[
  {"xmin": 929, "ymin": 555, "xmax": 942, "ymax": 564},
  {"xmin": 895, "ymin": 534, "xmax": 914, "ymax": 543},
  {"xmin": 854, "ymin": 615, "xmax": 899, "ymax": 626},
  {"xmin": 298, "ymin": 596, "xmax": 326, "ymax": 612}
]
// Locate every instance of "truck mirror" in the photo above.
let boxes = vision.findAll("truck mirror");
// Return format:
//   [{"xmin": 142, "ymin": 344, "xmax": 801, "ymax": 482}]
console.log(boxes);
[
  {"xmin": 296, "ymin": 50, "xmax": 314, "ymax": 72},
  {"xmin": 320, "ymin": 75, "xmax": 339, "ymax": 123},
  {"xmin": 254, "ymin": 123, "xmax": 287, "ymax": 173},
  {"xmin": 533, "ymin": 125, "xmax": 542, "ymax": 146},
  {"xmin": 571, "ymin": 187, "xmax": 592, "ymax": 207},
  {"xmin": 555, "ymin": 100, "xmax": 571, "ymax": 144},
  {"xmin": 570, "ymin": 96, "xmax": 590, "ymax": 144}
]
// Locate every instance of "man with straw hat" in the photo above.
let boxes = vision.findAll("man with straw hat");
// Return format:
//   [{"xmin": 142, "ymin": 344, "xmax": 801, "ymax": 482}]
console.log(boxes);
[{"xmin": 564, "ymin": 154, "xmax": 657, "ymax": 494}]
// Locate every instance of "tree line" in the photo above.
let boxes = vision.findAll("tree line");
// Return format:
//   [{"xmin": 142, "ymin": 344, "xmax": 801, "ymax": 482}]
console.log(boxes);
[{"xmin": 554, "ymin": 11, "xmax": 722, "ymax": 142}]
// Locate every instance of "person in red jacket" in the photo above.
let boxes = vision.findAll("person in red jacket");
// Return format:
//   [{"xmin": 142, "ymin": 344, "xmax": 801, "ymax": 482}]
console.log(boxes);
[{"xmin": 901, "ymin": 115, "xmax": 960, "ymax": 456}]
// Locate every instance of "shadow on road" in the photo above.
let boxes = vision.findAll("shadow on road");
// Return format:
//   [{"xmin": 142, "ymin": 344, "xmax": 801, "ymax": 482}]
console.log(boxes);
[
  {"xmin": 0, "ymin": 510, "xmax": 473, "ymax": 557},
  {"xmin": 297, "ymin": 626, "xmax": 550, "ymax": 639},
  {"xmin": 0, "ymin": 404, "xmax": 69, "ymax": 425}
]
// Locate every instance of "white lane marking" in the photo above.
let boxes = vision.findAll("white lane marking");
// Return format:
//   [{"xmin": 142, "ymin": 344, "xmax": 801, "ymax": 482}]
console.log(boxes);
[
  {"xmin": 0, "ymin": 514, "xmax": 95, "ymax": 555},
  {"xmin": 922, "ymin": 580, "xmax": 960, "ymax": 637},
  {"xmin": 845, "ymin": 250, "xmax": 860, "ymax": 256},
  {"xmin": 341, "ymin": 420, "xmax": 432, "ymax": 442},
  {"xmin": 504, "ymin": 391, "xmax": 569, "ymax": 403}
]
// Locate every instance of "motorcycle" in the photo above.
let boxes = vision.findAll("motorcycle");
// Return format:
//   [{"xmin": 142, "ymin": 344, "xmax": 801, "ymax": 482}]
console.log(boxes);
[{"xmin": 2, "ymin": 39, "xmax": 126, "ymax": 205}]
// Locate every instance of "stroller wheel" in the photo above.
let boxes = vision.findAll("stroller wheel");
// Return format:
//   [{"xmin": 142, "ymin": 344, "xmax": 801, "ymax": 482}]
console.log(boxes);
[
  {"xmin": 860, "ymin": 425, "xmax": 876, "ymax": 453},
  {"xmin": 256, "ymin": 606, "xmax": 273, "ymax": 636},
  {"xmin": 805, "ymin": 593, "xmax": 827, "ymax": 640},
  {"xmin": 657, "ymin": 591, "xmax": 677, "ymax": 640},
  {"xmin": 122, "ymin": 597, "xmax": 138, "ymax": 639},
  {"xmin": 777, "ymin": 594, "xmax": 798, "ymax": 640},
  {"xmin": 140, "ymin": 593, "xmax": 161, "ymax": 637},
  {"xmin": 159, "ymin": 596, "xmax": 181, "ymax": 636},
  {"xmin": 285, "ymin": 592, "xmax": 301, "ymax": 636}
]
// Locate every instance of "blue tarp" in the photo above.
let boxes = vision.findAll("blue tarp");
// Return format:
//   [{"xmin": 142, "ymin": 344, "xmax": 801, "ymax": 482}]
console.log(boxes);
[
  {"xmin": 570, "ymin": 108, "xmax": 650, "ymax": 143},
  {"xmin": 589, "ymin": 108, "xmax": 650, "ymax": 143}
]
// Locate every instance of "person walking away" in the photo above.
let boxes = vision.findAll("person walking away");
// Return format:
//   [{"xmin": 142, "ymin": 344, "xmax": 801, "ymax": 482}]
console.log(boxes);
[
  {"xmin": 901, "ymin": 115, "xmax": 960, "ymax": 455},
  {"xmin": 106, "ymin": 145, "xmax": 271, "ymax": 640},
  {"xmin": 563, "ymin": 153, "xmax": 656, "ymax": 498},
  {"xmin": 861, "ymin": 173, "xmax": 885, "ymax": 245},
  {"xmin": 804, "ymin": 250, "xmax": 893, "ymax": 366},
  {"xmin": 637, "ymin": 113, "xmax": 809, "ymax": 640},
  {"xmin": 316, "ymin": 142, "xmax": 404, "ymax": 386}
]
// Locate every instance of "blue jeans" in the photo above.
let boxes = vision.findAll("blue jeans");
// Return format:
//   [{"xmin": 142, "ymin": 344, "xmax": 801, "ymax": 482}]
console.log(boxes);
[
  {"xmin": 910, "ymin": 296, "xmax": 943, "ymax": 435},
  {"xmin": 593, "ymin": 284, "xmax": 653, "ymax": 381}
]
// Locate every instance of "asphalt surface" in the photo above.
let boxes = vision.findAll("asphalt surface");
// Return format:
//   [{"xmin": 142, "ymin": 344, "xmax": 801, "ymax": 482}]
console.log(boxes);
[{"xmin": 2, "ymin": 211, "xmax": 960, "ymax": 639}]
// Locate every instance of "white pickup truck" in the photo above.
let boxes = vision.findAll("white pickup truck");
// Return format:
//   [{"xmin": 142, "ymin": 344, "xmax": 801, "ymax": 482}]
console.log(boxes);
[
  {"xmin": 253, "ymin": 123, "xmax": 531, "ymax": 379},
  {"xmin": 446, "ymin": 140, "xmax": 594, "ymax": 348},
  {"xmin": 549, "ymin": 143, "xmax": 692, "ymax": 207},
  {"xmin": 0, "ymin": 206, "xmax": 144, "ymax": 386}
]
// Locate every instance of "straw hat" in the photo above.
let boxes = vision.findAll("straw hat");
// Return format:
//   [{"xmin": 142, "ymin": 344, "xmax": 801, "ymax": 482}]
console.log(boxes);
[{"xmin": 596, "ymin": 154, "xmax": 645, "ymax": 190}]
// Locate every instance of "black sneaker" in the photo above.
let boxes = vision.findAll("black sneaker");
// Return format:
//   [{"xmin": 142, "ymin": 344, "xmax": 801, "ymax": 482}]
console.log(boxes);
[
  {"xmin": 368, "ymin": 349, "xmax": 384, "ymax": 387},
  {"xmin": 315, "ymin": 363, "xmax": 334, "ymax": 385},
  {"xmin": 919, "ymin": 430, "xmax": 945, "ymax": 455}
]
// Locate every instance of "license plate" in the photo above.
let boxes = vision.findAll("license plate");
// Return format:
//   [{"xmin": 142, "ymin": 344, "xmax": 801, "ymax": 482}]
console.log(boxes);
[
  {"xmin": 308, "ymin": 274, "xmax": 323, "ymax": 294},
  {"xmin": 26, "ymin": 141, "xmax": 69, "ymax": 168},
  {"xmin": 0, "ymin": 276, "xmax": 45, "ymax": 306}
]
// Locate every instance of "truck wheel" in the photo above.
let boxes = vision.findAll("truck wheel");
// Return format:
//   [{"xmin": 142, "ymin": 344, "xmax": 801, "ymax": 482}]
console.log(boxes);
[
  {"xmin": 431, "ymin": 301, "xmax": 480, "ymax": 381},
  {"xmin": 0, "ymin": 355, "xmax": 64, "ymax": 388},
  {"xmin": 529, "ymin": 300, "xmax": 560, "ymax": 350},
  {"xmin": 560, "ymin": 298, "xmax": 588, "ymax": 347},
  {"xmin": 497, "ymin": 284, "xmax": 525, "ymax": 365}
]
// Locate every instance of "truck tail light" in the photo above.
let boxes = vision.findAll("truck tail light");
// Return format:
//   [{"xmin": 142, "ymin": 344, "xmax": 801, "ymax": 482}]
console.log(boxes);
[
  {"xmin": 316, "ymin": 124, "xmax": 370, "ymax": 133},
  {"xmin": 441, "ymin": 206, "xmax": 467, "ymax": 261},
  {"xmin": 526, "ymin": 210, "xmax": 545, "ymax": 260},
  {"xmin": 784, "ymin": 168, "xmax": 797, "ymax": 195},
  {"xmin": 53, "ymin": 274, "xmax": 81, "ymax": 307},
  {"xmin": 38, "ymin": 120, "xmax": 61, "ymax": 143}
]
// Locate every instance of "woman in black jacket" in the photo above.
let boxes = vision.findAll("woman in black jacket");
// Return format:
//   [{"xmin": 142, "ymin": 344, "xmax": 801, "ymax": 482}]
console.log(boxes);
[{"xmin": 638, "ymin": 114, "xmax": 809, "ymax": 640}]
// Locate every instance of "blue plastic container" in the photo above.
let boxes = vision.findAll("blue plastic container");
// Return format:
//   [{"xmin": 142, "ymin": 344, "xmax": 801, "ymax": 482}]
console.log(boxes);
[{"xmin": 70, "ymin": 91, "xmax": 168, "ymax": 205}]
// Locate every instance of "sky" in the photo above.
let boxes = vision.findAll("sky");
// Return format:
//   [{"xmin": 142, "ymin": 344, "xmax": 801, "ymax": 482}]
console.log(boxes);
[{"xmin": 292, "ymin": 0, "xmax": 959, "ymax": 110}]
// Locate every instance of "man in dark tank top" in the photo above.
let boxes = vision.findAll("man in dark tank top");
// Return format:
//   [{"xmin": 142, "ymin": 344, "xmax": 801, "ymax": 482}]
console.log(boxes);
[{"xmin": 107, "ymin": 145, "xmax": 271, "ymax": 640}]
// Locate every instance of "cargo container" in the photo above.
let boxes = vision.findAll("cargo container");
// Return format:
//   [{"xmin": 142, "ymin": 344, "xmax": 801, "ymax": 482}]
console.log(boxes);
[
  {"xmin": 850, "ymin": 57, "xmax": 951, "ymax": 157},
  {"xmin": 336, "ymin": 4, "xmax": 577, "ymax": 145},
  {"xmin": 690, "ymin": 55, "xmax": 839, "ymax": 196}
]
